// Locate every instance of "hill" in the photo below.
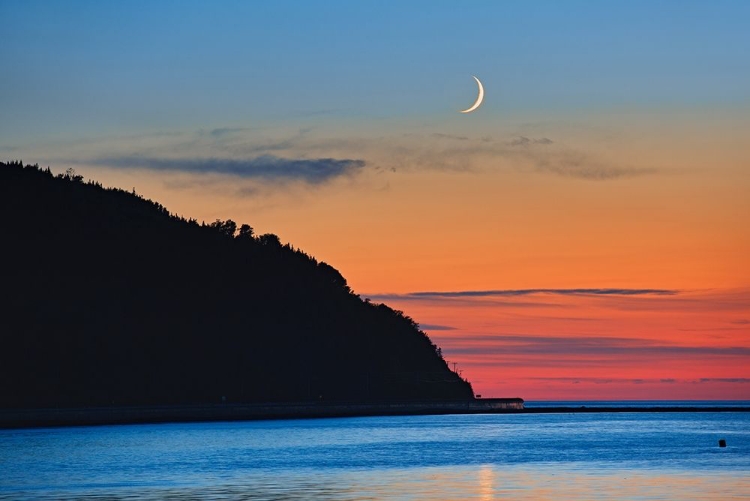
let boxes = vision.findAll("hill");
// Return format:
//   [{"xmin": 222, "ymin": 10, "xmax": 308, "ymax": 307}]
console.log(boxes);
[{"xmin": 0, "ymin": 161, "xmax": 473, "ymax": 408}]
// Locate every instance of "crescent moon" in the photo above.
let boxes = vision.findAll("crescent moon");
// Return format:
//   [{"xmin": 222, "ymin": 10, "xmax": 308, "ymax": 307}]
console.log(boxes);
[{"xmin": 460, "ymin": 75, "xmax": 484, "ymax": 114}]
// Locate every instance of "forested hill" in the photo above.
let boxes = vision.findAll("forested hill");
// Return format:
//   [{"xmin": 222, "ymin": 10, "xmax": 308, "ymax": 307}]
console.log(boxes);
[{"xmin": 0, "ymin": 161, "xmax": 473, "ymax": 408}]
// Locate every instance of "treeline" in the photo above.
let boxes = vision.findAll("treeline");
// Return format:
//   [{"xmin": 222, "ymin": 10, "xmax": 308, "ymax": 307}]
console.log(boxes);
[{"xmin": 0, "ymin": 161, "xmax": 473, "ymax": 408}]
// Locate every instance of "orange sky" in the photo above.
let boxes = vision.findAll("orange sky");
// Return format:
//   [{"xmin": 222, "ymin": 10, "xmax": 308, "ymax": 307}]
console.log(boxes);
[
  {"xmin": 26, "ymin": 109, "xmax": 750, "ymax": 400},
  {"xmin": 4, "ymin": 2, "xmax": 750, "ymax": 402},
  {"xmin": 377, "ymin": 288, "xmax": 750, "ymax": 400}
]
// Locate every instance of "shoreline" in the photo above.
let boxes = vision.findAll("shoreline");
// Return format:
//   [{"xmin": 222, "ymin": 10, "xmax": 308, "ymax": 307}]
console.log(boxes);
[
  {"xmin": 0, "ymin": 399, "xmax": 522, "ymax": 429},
  {"xmin": 2, "ymin": 400, "xmax": 750, "ymax": 429}
]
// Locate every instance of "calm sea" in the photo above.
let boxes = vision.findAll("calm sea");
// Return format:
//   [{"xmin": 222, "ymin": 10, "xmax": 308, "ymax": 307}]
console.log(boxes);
[{"xmin": 1, "ymin": 404, "xmax": 749, "ymax": 500}]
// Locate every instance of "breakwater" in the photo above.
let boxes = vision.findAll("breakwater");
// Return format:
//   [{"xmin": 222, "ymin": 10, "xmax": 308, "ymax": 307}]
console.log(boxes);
[
  {"xmin": 0, "ymin": 398, "xmax": 524, "ymax": 428},
  {"xmin": 6, "ymin": 400, "xmax": 747, "ymax": 429}
]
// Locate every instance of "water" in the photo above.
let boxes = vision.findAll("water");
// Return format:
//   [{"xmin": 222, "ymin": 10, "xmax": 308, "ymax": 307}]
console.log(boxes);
[{"xmin": 1, "ymin": 411, "xmax": 749, "ymax": 500}]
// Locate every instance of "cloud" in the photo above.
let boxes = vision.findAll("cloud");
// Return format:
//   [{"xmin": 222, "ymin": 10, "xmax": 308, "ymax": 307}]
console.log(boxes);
[
  {"xmin": 251, "ymin": 129, "xmax": 654, "ymax": 181},
  {"xmin": 502, "ymin": 135, "xmax": 652, "ymax": 179},
  {"xmin": 91, "ymin": 154, "xmax": 366, "ymax": 184},
  {"xmin": 527, "ymin": 377, "xmax": 750, "ymax": 385},
  {"xmin": 418, "ymin": 323, "xmax": 457, "ymax": 331},
  {"xmin": 16, "ymin": 123, "xmax": 663, "ymax": 191},
  {"xmin": 697, "ymin": 378, "xmax": 750, "ymax": 384},
  {"xmin": 509, "ymin": 136, "xmax": 554, "ymax": 146},
  {"xmin": 431, "ymin": 133, "xmax": 469, "ymax": 141},
  {"xmin": 502, "ymin": 135, "xmax": 655, "ymax": 180},
  {"xmin": 21, "ymin": 124, "xmax": 659, "ymax": 188},
  {"xmin": 207, "ymin": 127, "xmax": 250, "ymax": 137},
  {"xmin": 369, "ymin": 295, "xmax": 566, "ymax": 309},
  {"xmin": 370, "ymin": 288, "xmax": 678, "ymax": 301},
  {"xmin": 432, "ymin": 334, "xmax": 750, "ymax": 359},
  {"xmin": 536, "ymin": 316, "xmax": 599, "ymax": 322},
  {"xmin": 535, "ymin": 154, "xmax": 657, "ymax": 180},
  {"xmin": 678, "ymin": 327, "xmax": 746, "ymax": 332}
]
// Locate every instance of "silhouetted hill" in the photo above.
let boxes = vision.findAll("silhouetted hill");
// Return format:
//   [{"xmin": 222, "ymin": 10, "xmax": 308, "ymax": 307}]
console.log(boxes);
[{"xmin": 0, "ymin": 161, "xmax": 473, "ymax": 408}]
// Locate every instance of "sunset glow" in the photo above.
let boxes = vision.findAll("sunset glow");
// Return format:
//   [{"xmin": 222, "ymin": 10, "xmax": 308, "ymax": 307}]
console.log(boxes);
[{"xmin": 2, "ymin": 1, "xmax": 748, "ymax": 400}]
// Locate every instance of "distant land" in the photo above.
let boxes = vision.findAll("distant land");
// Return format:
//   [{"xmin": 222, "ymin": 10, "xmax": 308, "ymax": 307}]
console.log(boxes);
[{"xmin": 0, "ymin": 161, "xmax": 475, "ymax": 411}]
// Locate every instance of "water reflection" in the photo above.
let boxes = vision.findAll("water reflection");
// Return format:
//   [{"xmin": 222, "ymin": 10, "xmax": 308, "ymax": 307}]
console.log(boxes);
[
  {"xmin": 2, "ymin": 413, "xmax": 748, "ymax": 500},
  {"xmin": 478, "ymin": 464, "xmax": 494, "ymax": 501},
  {"xmin": 5, "ymin": 466, "xmax": 748, "ymax": 501}
]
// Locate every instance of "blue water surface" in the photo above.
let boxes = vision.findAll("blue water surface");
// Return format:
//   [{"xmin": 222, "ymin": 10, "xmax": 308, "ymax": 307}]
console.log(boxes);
[{"xmin": 1, "ymin": 410, "xmax": 749, "ymax": 500}]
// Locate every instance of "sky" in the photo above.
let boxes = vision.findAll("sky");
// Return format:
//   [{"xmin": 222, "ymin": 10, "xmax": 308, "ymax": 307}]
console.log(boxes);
[{"xmin": 2, "ymin": 0, "xmax": 749, "ymax": 400}]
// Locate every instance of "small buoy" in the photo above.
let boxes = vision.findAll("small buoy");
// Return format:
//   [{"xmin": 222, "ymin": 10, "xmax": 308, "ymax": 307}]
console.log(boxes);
[{"xmin": 719, "ymin": 439, "xmax": 727, "ymax": 448}]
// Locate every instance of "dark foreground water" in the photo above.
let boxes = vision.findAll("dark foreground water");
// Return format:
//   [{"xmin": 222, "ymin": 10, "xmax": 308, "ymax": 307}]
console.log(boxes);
[{"xmin": 1, "ymin": 409, "xmax": 749, "ymax": 500}]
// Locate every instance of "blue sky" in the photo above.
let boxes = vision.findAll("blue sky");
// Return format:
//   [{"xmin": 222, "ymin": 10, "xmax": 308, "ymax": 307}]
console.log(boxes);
[{"xmin": 2, "ymin": 0, "xmax": 748, "ymax": 143}]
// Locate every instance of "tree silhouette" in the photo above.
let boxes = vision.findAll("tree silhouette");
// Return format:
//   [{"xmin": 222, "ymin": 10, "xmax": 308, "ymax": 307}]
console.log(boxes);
[
  {"xmin": 209, "ymin": 219, "xmax": 237, "ymax": 237},
  {"xmin": 238, "ymin": 223, "xmax": 254, "ymax": 239},
  {"xmin": 0, "ymin": 161, "xmax": 473, "ymax": 408}
]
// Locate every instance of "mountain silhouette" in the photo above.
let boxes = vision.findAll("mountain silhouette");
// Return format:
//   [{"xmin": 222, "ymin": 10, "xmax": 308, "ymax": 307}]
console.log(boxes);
[{"xmin": 0, "ymin": 161, "xmax": 473, "ymax": 408}]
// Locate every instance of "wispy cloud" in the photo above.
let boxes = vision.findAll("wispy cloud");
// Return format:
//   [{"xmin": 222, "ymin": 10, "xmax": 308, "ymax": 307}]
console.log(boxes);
[
  {"xmin": 189, "ymin": 128, "xmax": 654, "ymax": 182},
  {"xmin": 534, "ymin": 154, "xmax": 657, "ymax": 180},
  {"xmin": 207, "ymin": 127, "xmax": 250, "ymax": 137},
  {"xmin": 15, "ymin": 124, "xmax": 659, "ymax": 186},
  {"xmin": 697, "ymin": 378, "xmax": 750, "ymax": 384},
  {"xmin": 370, "ymin": 288, "xmax": 678, "ymax": 301},
  {"xmin": 505, "ymin": 136, "xmax": 656, "ymax": 179},
  {"xmin": 433, "ymin": 334, "xmax": 750, "ymax": 358},
  {"xmin": 509, "ymin": 136, "xmax": 554, "ymax": 146},
  {"xmin": 430, "ymin": 133, "xmax": 469, "ymax": 141},
  {"xmin": 378, "ymin": 133, "xmax": 656, "ymax": 180},
  {"xmin": 91, "ymin": 154, "xmax": 366, "ymax": 184},
  {"xmin": 678, "ymin": 327, "xmax": 748, "ymax": 332},
  {"xmin": 527, "ymin": 377, "xmax": 750, "ymax": 385},
  {"xmin": 418, "ymin": 323, "xmax": 457, "ymax": 331}
]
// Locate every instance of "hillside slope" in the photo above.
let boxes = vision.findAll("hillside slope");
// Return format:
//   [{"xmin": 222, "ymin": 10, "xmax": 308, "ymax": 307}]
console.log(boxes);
[{"xmin": 0, "ymin": 161, "xmax": 473, "ymax": 407}]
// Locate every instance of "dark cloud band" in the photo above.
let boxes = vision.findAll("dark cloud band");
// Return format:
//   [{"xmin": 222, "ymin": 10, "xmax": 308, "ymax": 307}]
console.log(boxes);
[
  {"xmin": 92, "ymin": 154, "xmax": 366, "ymax": 184},
  {"xmin": 434, "ymin": 334, "xmax": 750, "ymax": 358},
  {"xmin": 418, "ymin": 323, "xmax": 457, "ymax": 331},
  {"xmin": 526, "ymin": 377, "xmax": 750, "ymax": 385},
  {"xmin": 370, "ymin": 288, "xmax": 678, "ymax": 301}
]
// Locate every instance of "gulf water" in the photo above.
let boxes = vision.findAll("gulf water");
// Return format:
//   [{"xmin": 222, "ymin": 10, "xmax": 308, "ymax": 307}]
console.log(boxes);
[{"xmin": 1, "ymin": 405, "xmax": 749, "ymax": 500}]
